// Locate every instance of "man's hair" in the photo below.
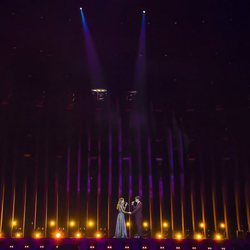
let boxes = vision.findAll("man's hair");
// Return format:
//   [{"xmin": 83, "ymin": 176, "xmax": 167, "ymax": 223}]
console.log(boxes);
[{"xmin": 135, "ymin": 196, "xmax": 141, "ymax": 201}]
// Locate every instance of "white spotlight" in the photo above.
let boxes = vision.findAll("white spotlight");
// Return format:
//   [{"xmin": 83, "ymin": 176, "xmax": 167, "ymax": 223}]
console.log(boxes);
[
  {"xmin": 80, "ymin": 7, "xmax": 82, "ymax": 10},
  {"xmin": 142, "ymin": 10, "xmax": 146, "ymax": 14}
]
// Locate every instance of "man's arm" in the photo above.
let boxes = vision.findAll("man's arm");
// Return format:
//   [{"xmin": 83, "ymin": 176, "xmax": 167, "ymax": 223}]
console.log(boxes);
[{"xmin": 131, "ymin": 202, "xmax": 142, "ymax": 214}]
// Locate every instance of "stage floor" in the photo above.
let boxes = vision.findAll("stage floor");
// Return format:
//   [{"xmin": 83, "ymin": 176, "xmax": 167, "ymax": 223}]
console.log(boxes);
[{"xmin": 0, "ymin": 238, "xmax": 249, "ymax": 250}]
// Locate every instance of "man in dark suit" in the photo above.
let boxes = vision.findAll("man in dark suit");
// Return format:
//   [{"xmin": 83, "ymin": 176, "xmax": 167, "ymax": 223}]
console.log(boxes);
[{"xmin": 131, "ymin": 196, "xmax": 143, "ymax": 238}]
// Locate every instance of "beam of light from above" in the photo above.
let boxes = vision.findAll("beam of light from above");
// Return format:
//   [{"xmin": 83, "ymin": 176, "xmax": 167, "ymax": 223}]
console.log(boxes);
[
  {"xmin": 135, "ymin": 12, "xmax": 146, "ymax": 86},
  {"xmin": 80, "ymin": 9, "xmax": 104, "ymax": 88},
  {"xmin": 133, "ymin": 11, "xmax": 147, "ymax": 126}
]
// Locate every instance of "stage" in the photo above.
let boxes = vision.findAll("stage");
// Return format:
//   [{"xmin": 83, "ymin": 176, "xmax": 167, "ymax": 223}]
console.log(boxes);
[{"xmin": 0, "ymin": 238, "xmax": 249, "ymax": 250}]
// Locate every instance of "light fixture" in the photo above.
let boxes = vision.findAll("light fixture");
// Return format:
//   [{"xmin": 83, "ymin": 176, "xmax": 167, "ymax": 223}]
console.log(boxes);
[
  {"xmin": 163, "ymin": 222, "xmax": 169, "ymax": 228},
  {"xmin": 87, "ymin": 220, "xmax": 95, "ymax": 228},
  {"xmin": 69, "ymin": 220, "xmax": 76, "ymax": 227},
  {"xmin": 214, "ymin": 233, "xmax": 223, "ymax": 241},
  {"xmin": 11, "ymin": 220, "xmax": 17, "ymax": 227},
  {"xmin": 34, "ymin": 232, "xmax": 42, "ymax": 239},
  {"xmin": 220, "ymin": 223, "xmax": 225, "ymax": 229},
  {"xmin": 194, "ymin": 233, "xmax": 203, "ymax": 240},
  {"xmin": 49, "ymin": 220, "xmax": 56, "ymax": 227},
  {"xmin": 175, "ymin": 233, "xmax": 182, "ymax": 240},
  {"xmin": 75, "ymin": 232, "xmax": 82, "ymax": 238},
  {"xmin": 15, "ymin": 232, "xmax": 22, "ymax": 238},
  {"xmin": 199, "ymin": 222, "xmax": 205, "ymax": 228},
  {"xmin": 156, "ymin": 233, "xmax": 163, "ymax": 239},
  {"xmin": 55, "ymin": 232, "xmax": 62, "ymax": 239},
  {"xmin": 95, "ymin": 232, "xmax": 102, "ymax": 238}
]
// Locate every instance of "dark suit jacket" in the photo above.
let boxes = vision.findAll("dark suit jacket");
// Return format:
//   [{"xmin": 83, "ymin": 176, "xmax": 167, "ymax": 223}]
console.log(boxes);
[{"xmin": 132, "ymin": 202, "xmax": 143, "ymax": 220}]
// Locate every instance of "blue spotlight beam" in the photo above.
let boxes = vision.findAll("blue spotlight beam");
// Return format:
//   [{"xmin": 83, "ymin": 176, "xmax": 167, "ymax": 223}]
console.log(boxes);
[
  {"xmin": 80, "ymin": 9, "xmax": 104, "ymax": 87},
  {"xmin": 135, "ymin": 12, "xmax": 146, "ymax": 87}
]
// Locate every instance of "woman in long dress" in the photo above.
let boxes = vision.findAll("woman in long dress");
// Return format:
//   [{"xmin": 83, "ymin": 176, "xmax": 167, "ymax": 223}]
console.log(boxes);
[{"xmin": 115, "ymin": 197, "xmax": 131, "ymax": 238}]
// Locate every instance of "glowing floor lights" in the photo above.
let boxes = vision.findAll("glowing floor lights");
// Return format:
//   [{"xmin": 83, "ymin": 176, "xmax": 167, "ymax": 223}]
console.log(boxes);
[{"xmin": 1, "ymin": 217, "xmax": 228, "ymax": 242}]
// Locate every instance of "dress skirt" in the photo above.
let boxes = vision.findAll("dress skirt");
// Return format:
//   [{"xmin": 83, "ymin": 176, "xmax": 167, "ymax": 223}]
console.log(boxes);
[{"xmin": 115, "ymin": 212, "xmax": 128, "ymax": 238}]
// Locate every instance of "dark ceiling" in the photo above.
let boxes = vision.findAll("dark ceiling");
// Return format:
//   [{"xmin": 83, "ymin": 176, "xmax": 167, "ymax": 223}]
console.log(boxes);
[{"xmin": 1, "ymin": 0, "xmax": 249, "ymax": 106}]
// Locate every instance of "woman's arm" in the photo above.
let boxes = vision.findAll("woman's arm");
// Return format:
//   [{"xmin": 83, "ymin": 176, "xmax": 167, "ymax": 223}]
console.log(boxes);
[{"xmin": 120, "ymin": 205, "xmax": 130, "ymax": 214}]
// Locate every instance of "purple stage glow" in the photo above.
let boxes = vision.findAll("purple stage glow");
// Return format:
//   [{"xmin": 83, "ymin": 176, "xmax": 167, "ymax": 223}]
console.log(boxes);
[
  {"xmin": 147, "ymin": 137, "xmax": 153, "ymax": 232},
  {"xmin": 0, "ymin": 238, "xmax": 248, "ymax": 250}
]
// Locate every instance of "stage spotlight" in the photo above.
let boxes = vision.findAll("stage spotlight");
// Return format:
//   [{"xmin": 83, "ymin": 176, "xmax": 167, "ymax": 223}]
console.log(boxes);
[
  {"xmin": 91, "ymin": 89, "xmax": 108, "ymax": 101},
  {"xmin": 34, "ymin": 232, "xmax": 42, "ymax": 239},
  {"xmin": 69, "ymin": 220, "xmax": 76, "ymax": 227},
  {"xmin": 11, "ymin": 220, "xmax": 17, "ymax": 227},
  {"xmin": 15, "ymin": 232, "xmax": 22, "ymax": 238},
  {"xmin": 194, "ymin": 233, "xmax": 203, "ymax": 240},
  {"xmin": 163, "ymin": 222, "xmax": 169, "ymax": 228},
  {"xmin": 49, "ymin": 220, "xmax": 56, "ymax": 227},
  {"xmin": 214, "ymin": 233, "xmax": 223, "ymax": 241},
  {"xmin": 91, "ymin": 88, "xmax": 107, "ymax": 93},
  {"xmin": 75, "ymin": 232, "xmax": 82, "ymax": 238},
  {"xmin": 143, "ymin": 221, "xmax": 149, "ymax": 228},
  {"xmin": 199, "ymin": 222, "xmax": 205, "ymax": 229},
  {"xmin": 95, "ymin": 232, "xmax": 102, "ymax": 238},
  {"xmin": 126, "ymin": 222, "xmax": 130, "ymax": 227},
  {"xmin": 55, "ymin": 232, "xmax": 62, "ymax": 239},
  {"xmin": 156, "ymin": 233, "xmax": 163, "ymax": 239},
  {"xmin": 220, "ymin": 223, "xmax": 225, "ymax": 229},
  {"xmin": 80, "ymin": 7, "xmax": 82, "ymax": 10},
  {"xmin": 142, "ymin": 10, "xmax": 146, "ymax": 14},
  {"xmin": 0, "ymin": 232, "xmax": 3, "ymax": 238},
  {"xmin": 175, "ymin": 233, "xmax": 182, "ymax": 240},
  {"xmin": 87, "ymin": 220, "xmax": 95, "ymax": 228}
]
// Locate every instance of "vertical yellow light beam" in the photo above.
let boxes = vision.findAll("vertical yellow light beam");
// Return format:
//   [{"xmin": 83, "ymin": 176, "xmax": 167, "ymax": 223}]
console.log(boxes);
[
  {"xmin": 201, "ymin": 192, "xmax": 206, "ymax": 238},
  {"xmin": 234, "ymin": 160, "xmax": 240, "ymax": 231},
  {"xmin": 245, "ymin": 170, "xmax": 250, "ymax": 232},
  {"xmin": 34, "ymin": 189, "xmax": 37, "ymax": 231},
  {"xmin": 159, "ymin": 177, "xmax": 163, "ymax": 234},
  {"xmin": 55, "ymin": 177, "xmax": 59, "ymax": 229},
  {"xmin": 190, "ymin": 181, "xmax": 196, "ymax": 233},
  {"xmin": 200, "ymin": 154, "xmax": 206, "ymax": 238},
  {"xmin": 212, "ymin": 187, "xmax": 218, "ymax": 232},
  {"xmin": 168, "ymin": 129, "xmax": 175, "ymax": 233},
  {"xmin": 222, "ymin": 180, "xmax": 229, "ymax": 238},
  {"xmin": 211, "ymin": 155, "xmax": 218, "ymax": 232},
  {"xmin": 11, "ymin": 184, "xmax": 16, "ymax": 237},
  {"xmin": 22, "ymin": 181, "xmax": 27, "ymax": 237},
  {"xmin": 76, "ymin": 137, "xmax": 82, "ymax": 229},
  {"xmin": 86, "ymin": 131, "xmax": 91, "ymax": 231},
  {"xmin": 97, "ymin": 138, "xmax": 101, "ymax": 231},
  {"xmin": 33, "ymin": 135, "xmax": 39, "ymax": 231},
  {"xmin": 66, "ymin": 145, "xmax": 71, "ymax": 236},
  {"xmin": 178, "ymin": 129, "xmax": 185, "ymax": 237},
  {"xmin": 44, "ymin": 137, "xmax": 49, "ymax": 237},
  {"xmin": 0, "ymin": 184, "xmax": 5, "ymax": 234}
]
